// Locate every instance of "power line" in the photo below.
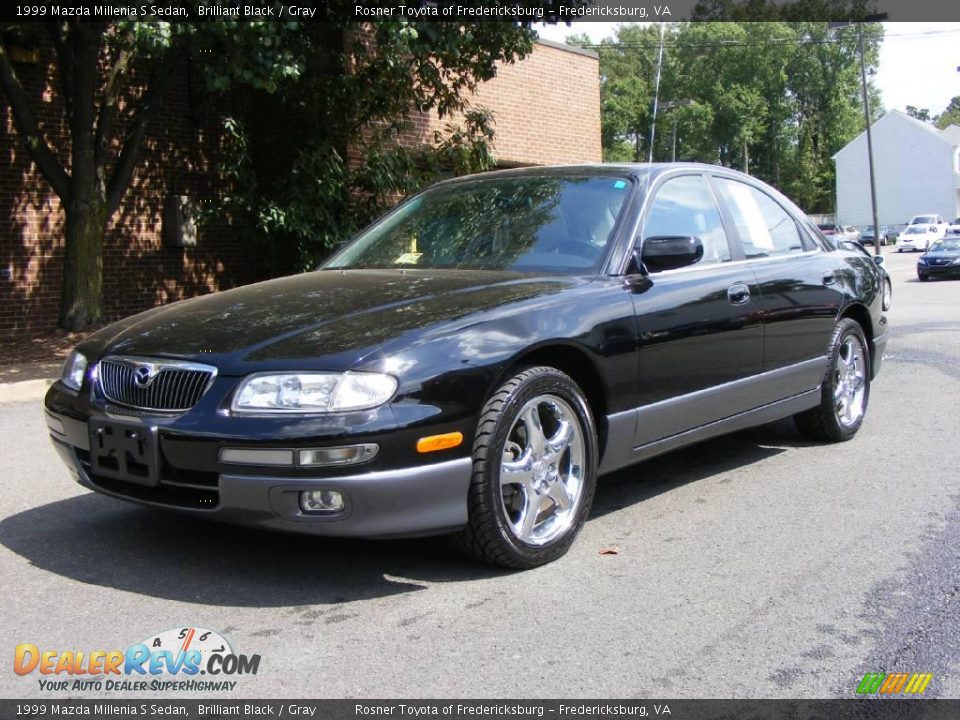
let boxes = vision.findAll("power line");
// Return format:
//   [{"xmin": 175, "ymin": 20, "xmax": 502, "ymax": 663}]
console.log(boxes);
[{"xmin": 573, "ymin": 28, "xmax": 960, "ymax": 51}]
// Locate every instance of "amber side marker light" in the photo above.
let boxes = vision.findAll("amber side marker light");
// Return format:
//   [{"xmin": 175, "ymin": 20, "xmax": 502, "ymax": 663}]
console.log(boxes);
[{"xmin": 416, "ymin": 431, "xmax": 464, "ymax": 453}]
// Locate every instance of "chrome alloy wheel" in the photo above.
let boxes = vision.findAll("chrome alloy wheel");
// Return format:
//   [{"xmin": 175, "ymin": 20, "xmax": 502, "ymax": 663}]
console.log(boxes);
[
  {"xmin": 834, "ymin": 335, "xmax": 867, "ymax": 428},
  {"xmin": 498, "ymin": 394, "xmax": 585, "ymax": 546}
]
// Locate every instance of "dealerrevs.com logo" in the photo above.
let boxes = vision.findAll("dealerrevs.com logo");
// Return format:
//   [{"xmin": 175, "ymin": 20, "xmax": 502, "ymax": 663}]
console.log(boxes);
[{"xmin": 14, "ymin": 627, "xmax": 261, "ymax": 693}]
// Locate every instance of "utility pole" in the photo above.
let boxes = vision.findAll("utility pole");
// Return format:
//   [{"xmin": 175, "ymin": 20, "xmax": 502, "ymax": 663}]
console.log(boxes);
[
  {"xmin": 830, "ymin": 15, "xmax": 886, "ymax": 255},
  {"xmin": 661, "ymin": 99, "xmax": 693, "ymax": 162},
  {"xmin": 858, "ymin": 24, "xmax": 882, "ymax": 256},
  {"xmin": 648, "ymin": 23, "xmax": 666, "ymax": 164}
]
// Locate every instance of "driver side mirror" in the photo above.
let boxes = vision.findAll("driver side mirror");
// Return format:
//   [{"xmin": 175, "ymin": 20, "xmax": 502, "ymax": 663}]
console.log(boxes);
[{"xmin": 640, "ymin": 236, "xmax": 704, "ymax": 272}]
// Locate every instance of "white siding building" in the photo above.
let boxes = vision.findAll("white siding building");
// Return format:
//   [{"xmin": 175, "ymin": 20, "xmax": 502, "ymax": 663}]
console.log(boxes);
[{"xmin": 833, "ymin": 110, "xmax": 960, "ymax": 227}]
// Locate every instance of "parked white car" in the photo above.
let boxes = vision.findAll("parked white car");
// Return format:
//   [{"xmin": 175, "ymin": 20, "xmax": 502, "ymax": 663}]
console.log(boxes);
[
  {"xmin": 908, "ymin": 213, "xmax": 945, "ymax": 226},
  {"xmin": 897, "ymin": 224, "xmax": 942, "ymax": 252},
  {"xmin": 840, "ymin": 225, "xmax": 861, "ymax": 241}
]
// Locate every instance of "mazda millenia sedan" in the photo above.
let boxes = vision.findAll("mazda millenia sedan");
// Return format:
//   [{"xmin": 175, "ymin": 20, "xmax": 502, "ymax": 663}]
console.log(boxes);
[{"xmin": 45, "ymin": 164, "xmax": 890, "ymax": 568}]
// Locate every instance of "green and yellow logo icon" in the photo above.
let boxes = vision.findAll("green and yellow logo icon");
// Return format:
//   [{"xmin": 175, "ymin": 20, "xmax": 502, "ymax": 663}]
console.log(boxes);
[{"xmin": 856, "ymin": 672, "xmax": 933, "ymax": 695}]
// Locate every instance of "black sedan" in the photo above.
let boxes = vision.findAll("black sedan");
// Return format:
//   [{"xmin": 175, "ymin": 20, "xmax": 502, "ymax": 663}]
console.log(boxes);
[
  {"xmin": 45, "ymin": 164, "xmax": 890, "ymax": 568},
  {"xmin": 917, "ymin": 236, "xmax": 960, "ymax": 281}
]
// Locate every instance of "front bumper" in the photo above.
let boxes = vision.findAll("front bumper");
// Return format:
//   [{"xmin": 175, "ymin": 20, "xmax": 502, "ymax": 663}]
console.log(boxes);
[
  {"xmin": 898, "ymin": 242, "xmax": 925, "ymax": 251},
  {"xmin": 44, "ymin": 380, "xmax": 474, "ymax": 538},
  {"xmin": 918, "ymin": 263, "xmax": 960, "ymax": 277},
  {"xmin": 49, "ymin": 435, "xmax": 471, "ymax": 538}
]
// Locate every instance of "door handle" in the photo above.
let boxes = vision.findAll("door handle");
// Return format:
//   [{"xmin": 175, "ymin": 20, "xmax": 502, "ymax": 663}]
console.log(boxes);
[
  {"xmin": 727, "ymin": 282, "xmax": 751, "ymax": 305},
  {"xmin": 822, "ymin": 272, "xmax": 836, "ymax": 285}
]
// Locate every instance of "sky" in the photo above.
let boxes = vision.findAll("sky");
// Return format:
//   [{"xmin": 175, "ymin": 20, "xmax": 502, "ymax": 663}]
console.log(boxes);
[{"xmin": 535, "ymin": 22, "xmax": 960, "ymax": 117}]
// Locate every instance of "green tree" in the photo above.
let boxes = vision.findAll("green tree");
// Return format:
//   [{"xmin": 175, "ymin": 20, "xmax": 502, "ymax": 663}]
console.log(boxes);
[
  {"xmin": 0, "ymin": 7, "xmax": 536, "ymax": 330},
  {"xmin": 567, "ymin": 25, "xmax": 666, "ymax": 162},
  {"xmin": 906, "ymin": 106, "xmax": 931, "ymax": 122},
  {"xmin": 575, "ymin": 18, "xmax": 882, "ymax": 213},
  {"xmin": 934, "ymin": 97, "xmax": 960, "ymax": 129}
]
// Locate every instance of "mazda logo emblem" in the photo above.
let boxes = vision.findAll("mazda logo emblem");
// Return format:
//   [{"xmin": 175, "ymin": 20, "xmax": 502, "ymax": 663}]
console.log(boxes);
[{"xmin": 133, "ymin": 365, "xmax": 157, "ymax": 389}]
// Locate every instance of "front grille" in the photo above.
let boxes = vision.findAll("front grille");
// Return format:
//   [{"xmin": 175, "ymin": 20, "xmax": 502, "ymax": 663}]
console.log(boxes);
[{"xmin": 97, "ymin": 357, "xmax": 217, "ymax": 412}]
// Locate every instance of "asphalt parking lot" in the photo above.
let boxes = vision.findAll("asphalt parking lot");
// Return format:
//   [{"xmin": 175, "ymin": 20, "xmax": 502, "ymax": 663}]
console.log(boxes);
[{"xmin": 1, "ymin": 248, "xmax": 958, "ymax": 699}]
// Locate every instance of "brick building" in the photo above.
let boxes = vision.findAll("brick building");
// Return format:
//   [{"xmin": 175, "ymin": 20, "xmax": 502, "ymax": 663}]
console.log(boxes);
[
  {"xmin": 1, "ymin": 38, "xmax": 600, "ymax": 339},
  {"xmin": 399, "ymin": 39, "xmax": 601, "ymax": 166}
]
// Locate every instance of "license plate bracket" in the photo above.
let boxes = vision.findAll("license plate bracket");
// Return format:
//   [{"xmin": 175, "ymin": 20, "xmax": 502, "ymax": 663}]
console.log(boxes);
[{"xmin": 89, "ymin": 420, "xmax": 160, "ymax": 487}]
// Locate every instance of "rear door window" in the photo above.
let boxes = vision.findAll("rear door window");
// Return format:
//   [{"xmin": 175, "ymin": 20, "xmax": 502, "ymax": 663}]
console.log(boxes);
[{"xmin": 715, "ymin": 178, "xmax": 806, "ymax": 258}]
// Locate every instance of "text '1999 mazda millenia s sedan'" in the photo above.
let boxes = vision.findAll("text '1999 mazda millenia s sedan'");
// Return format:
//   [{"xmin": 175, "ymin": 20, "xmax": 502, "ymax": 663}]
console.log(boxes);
[{"xmin": 45, "ymin": 164, "xmax": 890, "ymax": 568}]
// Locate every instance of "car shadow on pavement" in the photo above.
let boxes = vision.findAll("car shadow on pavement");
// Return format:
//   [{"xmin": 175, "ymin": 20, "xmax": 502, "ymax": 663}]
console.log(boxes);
[
  {"xmin": 591, "ymin": 418, "xmax": 803, "ymax": 519},
  {"xmin": 0, "ymin": 492, "xmax": 498, "ymax": 607},
  {"xmin": 0, "ymin": 419, "xmax": 807, "ymax": 606}
]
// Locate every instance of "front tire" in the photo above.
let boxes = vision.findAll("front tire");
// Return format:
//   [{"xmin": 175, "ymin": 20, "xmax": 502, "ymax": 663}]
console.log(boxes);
[
  {"xmin": 794, "ymin": 319, "xmax": 871, "ymax": 442},
  {"xmin": 919, "ymin": 272, "xmax": 929, "ymax": 282},
  {"xmin": 455, "ymin": 366, "xmax": 598, "ymax": 568}
]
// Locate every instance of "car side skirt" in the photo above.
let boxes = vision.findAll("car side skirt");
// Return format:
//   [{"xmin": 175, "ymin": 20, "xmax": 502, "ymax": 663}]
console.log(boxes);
[{"xmin": 598, "ymin": 358, "xmax": 827, "ymax": 475}]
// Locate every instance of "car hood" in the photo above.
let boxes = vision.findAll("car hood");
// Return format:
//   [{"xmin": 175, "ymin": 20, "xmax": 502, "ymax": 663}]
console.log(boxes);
[{"xmin": 80, "ymin": 269, "xmax": 582, "ymax": 374}]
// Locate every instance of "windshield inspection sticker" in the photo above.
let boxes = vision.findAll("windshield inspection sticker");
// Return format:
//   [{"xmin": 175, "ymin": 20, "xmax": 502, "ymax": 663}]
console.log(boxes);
[{"xmin": 395, "ymin": 252, "xmax": 423, "ymax": 265}]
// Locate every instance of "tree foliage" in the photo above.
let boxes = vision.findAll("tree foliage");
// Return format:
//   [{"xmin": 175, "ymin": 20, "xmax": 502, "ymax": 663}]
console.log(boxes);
[
  {"xmin": 0, "ymin": 8, "xmax": 536, "ymax": 329},
  {"xmin": 934, "ymin": 97, "xmax": 960, "ymax": 130},
  {"xmin": 574, "ymin": 19, "xmax": 883, "ymax": 213},
  {"xmin": 212, "ymin": 20, "xmax": 534, "ymax": 275}
]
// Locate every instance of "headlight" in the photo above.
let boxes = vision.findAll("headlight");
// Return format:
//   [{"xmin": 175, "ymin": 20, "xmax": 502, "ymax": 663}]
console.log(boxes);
[
  {"xmin": 917, "ymin": 257, "xmax": 927, "ymax": 264},
  {"xmin": 951, "ymin": 257, "xmax": 960, "ymax": 265},
  {"xmin": 60, "ymin": 351, "xmax": 88, "ymax": 391},
  {"xmin": 231, "ymin": 372, "xmax": 397, "ymax": 413}
]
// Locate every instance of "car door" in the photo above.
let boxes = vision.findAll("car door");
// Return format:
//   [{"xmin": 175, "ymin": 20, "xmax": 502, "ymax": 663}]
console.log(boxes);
[
  {"xmin": 711, "ymin": 175, "xmax": 843, "ymax": 401},
  {"xmin": 627, "ymin": 173, "xmax": 764, "ymax": 447}
]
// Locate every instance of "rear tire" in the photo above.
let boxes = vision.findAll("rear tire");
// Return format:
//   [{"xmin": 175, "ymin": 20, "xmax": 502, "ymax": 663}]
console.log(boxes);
[
  {"xmin": 454, "ymin": 366, "xmax": 598, "ymax": 569},
  {"xmin": 794, "ymin": 319, "xmax": 871, "ymax": 442}
]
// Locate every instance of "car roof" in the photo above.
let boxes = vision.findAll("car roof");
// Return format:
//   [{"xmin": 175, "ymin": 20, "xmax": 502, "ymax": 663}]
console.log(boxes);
[
  {"xmin": 430, "ymin": 162, "xmax": 813, "ymax": 226},
  {"xmin": 433, "ymin": 162, "xmax": 761, "ymax": 186}
]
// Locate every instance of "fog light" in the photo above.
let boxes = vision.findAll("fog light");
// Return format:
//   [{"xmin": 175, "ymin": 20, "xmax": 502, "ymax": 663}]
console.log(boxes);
[
  {"xmin": 298, "ymin": 444, "xmax": 378, "ymax": 466},
  {"xmin": 299, "ymin": 490, "xmax": 345, "ymax": 513}
]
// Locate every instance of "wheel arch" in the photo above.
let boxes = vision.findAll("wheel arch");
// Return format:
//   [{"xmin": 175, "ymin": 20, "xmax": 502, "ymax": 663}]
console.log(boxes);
[
  {"xmin": 495, "ymin": 343, "xmax": 610, "ymax": 461},
  {"xmin": 838, "ymin": 302, "xmax": 875, "ymax": 371}
]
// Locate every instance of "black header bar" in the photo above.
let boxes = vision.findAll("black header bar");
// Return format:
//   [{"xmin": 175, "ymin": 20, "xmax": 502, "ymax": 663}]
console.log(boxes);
[
  {"xmin": 2, "ymin": 699, "xmax": 960, "ymax": 720},
  {"xmin": 2, "ymin": 1, "xmax": 960, "ymax": 23}
]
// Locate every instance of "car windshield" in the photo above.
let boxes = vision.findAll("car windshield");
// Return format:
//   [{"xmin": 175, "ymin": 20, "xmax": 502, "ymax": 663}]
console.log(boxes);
[
  {"xmin": 903, "ymin": 226, "xmax": 925, "ymax": 235},
  {"xmin": 325, "ymin": 175, "xmax": 631, "ymax": 274},
  {"xmin": 912, "ymin": 216, "xmax": 937, "ymax": 224},
  {"xmin": 930, "ymin": 239, "xmax": 960, "ymax": 252}
]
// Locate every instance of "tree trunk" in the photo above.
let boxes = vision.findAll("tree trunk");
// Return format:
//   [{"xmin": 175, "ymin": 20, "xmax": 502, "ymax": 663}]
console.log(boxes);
[{"xmin": 59, "ymin": 197, "xmax": 106, "ymax": 331}]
